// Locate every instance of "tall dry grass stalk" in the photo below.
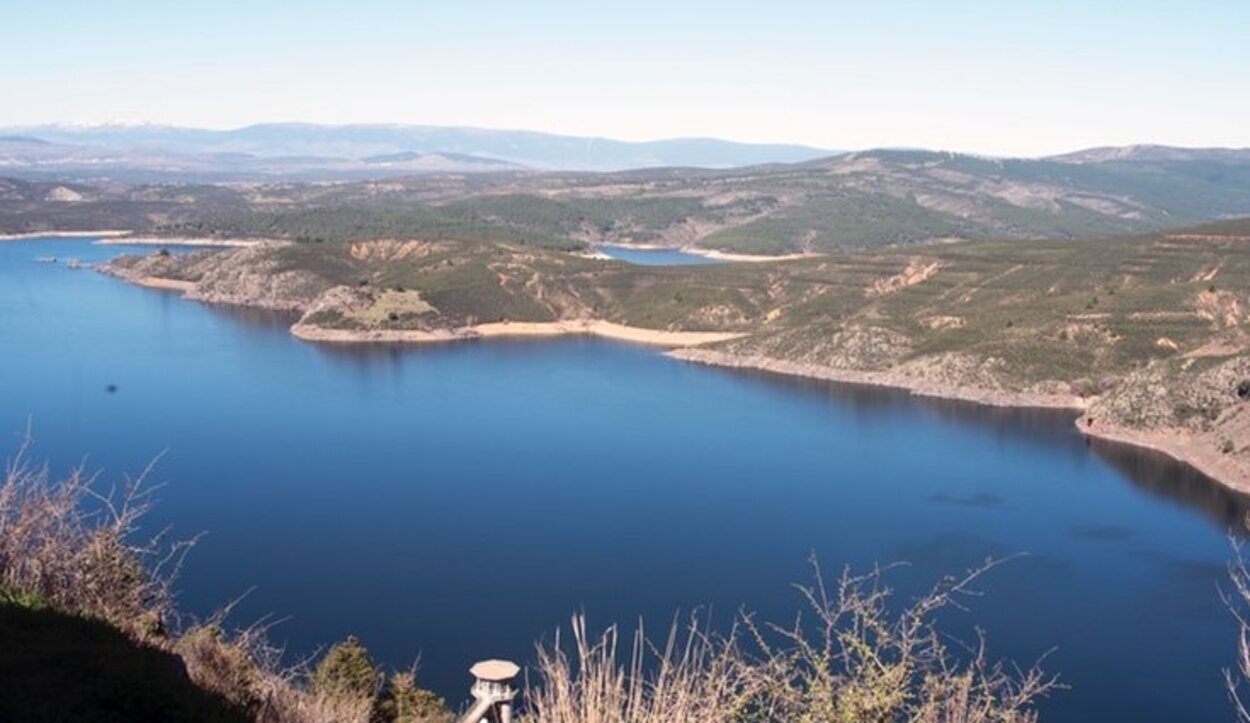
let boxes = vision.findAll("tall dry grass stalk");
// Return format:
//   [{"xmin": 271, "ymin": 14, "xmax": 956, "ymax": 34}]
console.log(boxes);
[
  {"xmin": 524, "ymin": 557, "xmax": 1058, "ymax": 723},
  {"xmin": 1226, "ymin": 538, "xmax": 1250, "ymax": 722},
  {"xmin": 525, "ymin": 613, "xmax": 761, "ymax": 723}
]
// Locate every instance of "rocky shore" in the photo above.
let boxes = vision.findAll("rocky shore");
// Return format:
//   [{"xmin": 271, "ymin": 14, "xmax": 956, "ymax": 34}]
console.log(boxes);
[{"xmin": 668, "ymin": 348, "xmax": 1087, "ymax": 410}]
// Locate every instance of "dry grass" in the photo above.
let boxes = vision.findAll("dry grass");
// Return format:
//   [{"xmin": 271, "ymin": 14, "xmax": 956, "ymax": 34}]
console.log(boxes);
[
  {"xmin": 523, "ymin": 557, "xmax": 1058, "ymax": 723},
  {"xmin": 525, "ymin": 614, "xmax": 760, "ymax": 723},
  {"xmin": 0, "ymin": 438, "xmax": 420, "ymax": 723},
  {"xmin": 174, "ymin": 621, "xmax": 375, "ymax": 723},
  {"xmin": 745, "ymin": 558, "xmax": 1057, "ymax": 723},
  {"xmin": 0, "ymin": 436, "xmax": 186, "ymax": 635},
  {"xmin": 1226, "ymin": 538, "xmax": 1250, "ymax": 722}
]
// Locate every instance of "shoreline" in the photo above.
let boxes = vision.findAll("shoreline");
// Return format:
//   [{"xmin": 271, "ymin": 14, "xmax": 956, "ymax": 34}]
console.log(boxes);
[
  {"xmin": 0, "ymin": 230, "xmax": 132, "ymax": 241},
  {"xmin": 292, "ymin": 319, "xmax": 745, "ymax": 348},
  {"xmin": 126, "ymin": 275, "xmax": 197, "ymax": 292},
  {"xmin": 596, "ymin": 241, "xmax": 819, "ymax": 263},
  {"xmin": 98, "ymin": 266, "xmax": 742, "ymax": 348},
  {"xmin": 97, "ymin": 267, "xmax": 1250, "ymax": 496},
  {"xmin": 670, "ymin": 348, "xmax": 1250, "ymax": 495},
  {"xmin": 687, "ymin": 248, "xmax": 820, "ymax": 263},
  {"xmin": 95, "ymin": 236, "xmax": 275, "ymax": 248},
  {"xmin": 669, "ymin": 348, "xmax": 1087, "ymax": 410},
  {"xmin": 0, "ymin": 230, "xmax": 278, "ymax": 248},
  {"xmin": 1079, "ymin": 423, "xmax": 1250, "ymax": 496}
]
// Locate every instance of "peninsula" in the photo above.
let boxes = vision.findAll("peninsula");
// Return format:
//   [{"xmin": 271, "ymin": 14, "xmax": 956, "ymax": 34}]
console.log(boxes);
[{"xmin": 98, "ymin": 218, "xmax": 1250, "ymax": 493}]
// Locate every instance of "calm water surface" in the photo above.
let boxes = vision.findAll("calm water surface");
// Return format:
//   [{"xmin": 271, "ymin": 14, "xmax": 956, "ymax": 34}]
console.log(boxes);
[
  {"xmin": 2, "ymin": 237, "xmax": 1247, "ymax": 721},
  {"xmin": 597, "ymin": 244, "xmax": 723, "ymax": 265}
]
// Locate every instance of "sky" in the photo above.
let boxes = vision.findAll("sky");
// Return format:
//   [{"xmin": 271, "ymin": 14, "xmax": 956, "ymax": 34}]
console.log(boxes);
[{"xmin": 1, "ymin": 0, "xmax": 1247, "ymax": 156}]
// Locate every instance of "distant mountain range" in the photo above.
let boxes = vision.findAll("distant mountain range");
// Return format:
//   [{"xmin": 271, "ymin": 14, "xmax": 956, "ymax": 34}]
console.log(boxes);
[
  {"xmin": 0, "ymin": 123, "xmax": 836, "ymax": 180},
  {"xmin": 2, "ymin": 123, "xmax": 1248, "ymax": 183}
]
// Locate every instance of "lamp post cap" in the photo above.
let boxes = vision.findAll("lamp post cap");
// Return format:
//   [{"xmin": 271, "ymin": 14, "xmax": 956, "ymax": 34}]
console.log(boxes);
[{"xmin": 470, "ymin": 659, "xmax": 520, "ymax": 682}]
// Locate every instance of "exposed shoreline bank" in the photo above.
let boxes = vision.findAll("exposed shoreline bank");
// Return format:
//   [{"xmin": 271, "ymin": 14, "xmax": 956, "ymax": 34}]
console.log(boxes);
[
  {"xmin": 94, "ymin": 236, "xmax": 274, "ymax": 248},
  {"xmin": 689, "ymin": 248, "xmax": 820, "ymax": 263},
  {"xmin": 0, "ymin": 230, "xmax": 132, "ymax": 241},
  {"xmin": 291, "ymin": 319, "xmax": 745, "ymax": 348},
  {"xmin": 125, "ymin": 275, "xmax": 197, "ymax": 292},
  {"xmin": 669, "ymin": 348, "xmax": 1087, "ymax": 411},
  {"xmin": 1, "ymin": 230, "xmax": 273, "ymax": 248},
  {"xmin": 596, "ymin": 241, "xmax": 819, "ymax": 263},
  {"xmin": 1078, "ymin": 423, "xmax": 1250, "ymax": 496}
]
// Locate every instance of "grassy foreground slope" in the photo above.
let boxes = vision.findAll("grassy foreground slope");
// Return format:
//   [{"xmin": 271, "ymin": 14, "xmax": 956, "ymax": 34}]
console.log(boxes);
[
  {"xmin": 0, "ymin": 600, "xmax": 250, "ymax": 723},
  {"xmin": 104, "ymin": 219, "xmax": 1250, "ymax": 489}
]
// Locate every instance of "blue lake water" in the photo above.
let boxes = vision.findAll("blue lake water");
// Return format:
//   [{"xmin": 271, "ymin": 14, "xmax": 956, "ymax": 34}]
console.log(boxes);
[
  {"xmin": 2, "ymin": 236, "xmax": 1248, "ymax": 721},
  {"xmin": 597, "ymin": 244, "xmax": 723, "ymax": 265}
]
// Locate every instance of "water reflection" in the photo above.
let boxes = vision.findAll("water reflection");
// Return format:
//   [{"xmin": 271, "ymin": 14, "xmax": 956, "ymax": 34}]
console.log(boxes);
[
  {"xmin": 213, "ymin": 305, "xmax": 298, "ymax": 333},
  {"xmin": 1090, "ymin": 437, "xmax": 1250, "ymax": 535},
  {"xmin": 695, "ymin": 362, "xmax": 1250, "ymax": 537}
]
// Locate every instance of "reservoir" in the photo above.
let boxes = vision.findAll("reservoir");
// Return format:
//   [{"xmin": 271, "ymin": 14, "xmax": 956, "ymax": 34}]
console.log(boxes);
[
  {"xmin": 596, "ymin": 243, "xmax": 723, "ymax": 265},
  {"xmin": 1, "ymin": 236, "xmax": 1246, "ymax": 721}
]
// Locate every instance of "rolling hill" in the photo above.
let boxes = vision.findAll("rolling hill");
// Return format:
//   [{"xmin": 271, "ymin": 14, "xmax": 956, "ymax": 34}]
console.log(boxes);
[{"xmin": 6, "ymin": 145, "xmax": 1250, "ymax": 253}]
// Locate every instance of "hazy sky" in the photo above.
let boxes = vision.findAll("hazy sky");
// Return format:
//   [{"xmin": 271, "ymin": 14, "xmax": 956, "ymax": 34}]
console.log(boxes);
[{"xmin": 2, "ymin": 0, "xmax": 1247, "ymax": 156}]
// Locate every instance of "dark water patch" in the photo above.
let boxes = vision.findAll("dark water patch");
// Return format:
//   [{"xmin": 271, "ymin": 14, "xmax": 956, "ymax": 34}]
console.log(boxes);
[
  {"xmin": 1090, "ymin": 436, "xmax": 1250, "ymax": 535},
  {"xmin": 930, "ymin": 492, "xmax": 1007, "ymax": 508},
  {"xmin": 1068, "ymin": 524, "xmax": 1139, "ymax": 542}
]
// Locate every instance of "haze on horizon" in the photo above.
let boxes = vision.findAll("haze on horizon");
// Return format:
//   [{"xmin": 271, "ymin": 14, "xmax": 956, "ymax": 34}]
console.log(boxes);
[{"xmin": 2, "ymin": 0, "xmax": 1248, "ymax": 157}]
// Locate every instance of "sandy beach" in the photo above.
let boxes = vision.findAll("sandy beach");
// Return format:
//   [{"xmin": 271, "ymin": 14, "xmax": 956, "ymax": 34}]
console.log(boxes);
[
  {"xmin": 95, "ymin": 236, "xmax": 276, "ymax": 248},
  {"xmin": 292, "ymin": 319, "xmax": 745, "ymax": 348},
  {"xmin": 685, "ymin": 248, "xmax": 821, "ymax": 263},
  {"xmin": 595, "ymin": 242, "xmax": 819, "ymax": 263},
  {"xmin": 127, "ymin": 276, "xmax": 197, "ymax": 292}
]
